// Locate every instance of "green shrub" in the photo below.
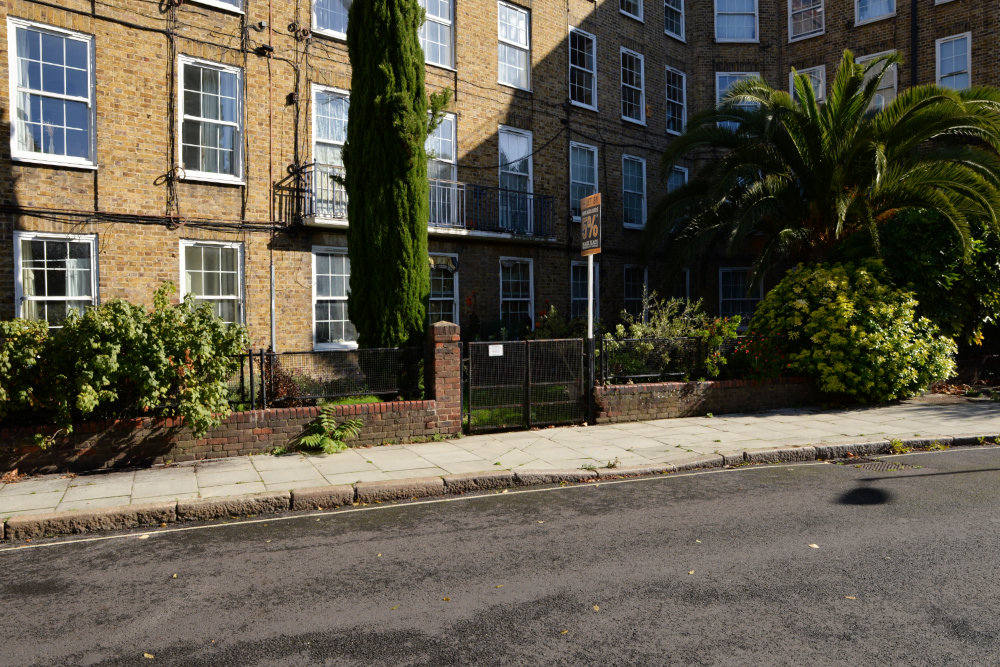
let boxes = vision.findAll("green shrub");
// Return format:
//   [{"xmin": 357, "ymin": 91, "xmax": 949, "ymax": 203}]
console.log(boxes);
[
  {"xmin": 0, "ymin": 318, "xmax": 48, "ymax": 419},
  {"xmin": 0, "ymin": 283, "xmax": 248, "ymax": 439},
  {"xmin": 603, "ymin": 294, "xmax": 740, "ymax": 379},
  {"xmin": 748, "ymin": 262, "xmax": 956, "ymax": 403}
]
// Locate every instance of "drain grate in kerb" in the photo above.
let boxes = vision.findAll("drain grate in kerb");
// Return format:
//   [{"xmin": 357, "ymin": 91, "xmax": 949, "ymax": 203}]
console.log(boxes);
[{"xmin": 833, "ymin": 457, "xmax": 918, "ymax": 472}]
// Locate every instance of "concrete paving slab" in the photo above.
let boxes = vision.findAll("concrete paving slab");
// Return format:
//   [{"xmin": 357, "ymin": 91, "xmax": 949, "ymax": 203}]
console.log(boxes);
[
  {"xmin": 0, "ymin": 478, "xmax": 72, "ymax": 497},
  {"xmin": 132, "ymin": 477, "xmax": 200, "ymax": 499},
  {"xmin": 490, "ymin": 448, "xmax": 537, "ymax": 468},
  {"xmin": 196, "ymin": 469, "xmax": 262, "ymax": 487},
  {"xmin": 436, "ymin": 460, "xmax": 505, "ymax": 475},
  {"xmin": 322, "ymin": 470, "xmax": 392, "ymax": 486},
  {"xmin": 134, "ymin": 492, "xmax": 199, "ymax": 504},
  {"xmin": 414, "ymin": 447, "xmax": 486, "ymax": 466},
  {"xmin": 198, "ymin": 482, "xmax": 267, "ymax": 498},
  {"xmin": 360, "ymin": 448, "xmax": 436, "ymax": 472},
  {"xmin": 256, "ymin": 467, "xmax": 327, "ymax": 486},
  {"xmin": 250, "ymin": 454, "xmax": 310, "ymax": 471},
  {"xmin": 383, "ymin": 467, "xmax": 451, "ymax": 480},
  {"xmin": 0, "ymin": 490, "xmax": 66, "ymax": 513},
  {"xmin": 62, "ymin": 480, "xmax": 139, "ymax": 504},
  {"xmin": 56, "ymin": 496, "xmax": 133, "ymax": 512}
]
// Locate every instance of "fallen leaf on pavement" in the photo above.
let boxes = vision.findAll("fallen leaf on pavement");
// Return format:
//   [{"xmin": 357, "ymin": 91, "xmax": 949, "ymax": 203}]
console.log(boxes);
[
  {"xmin": 171, "ymin": 574, "xmax": 177, "ymax": 579},
  {"xmin": 391, "ymin": 605, "xmax": 399, "ymax": 611},
  {"xmin": 377, "ymin": 553, "xmax": 382, "ymax": 557},
  {"xmin": 844, "ymin": 596, "xmax": 857, "ymax": 600},
  {"xmin": 495, "ymin": 584, "xmax": 503, "ymax": 589},
  {"xmin": 537, "ymin": 521, "xmax": 545, "ymax": 524},
  {"xmin": 808, "ymin": 544, "xmax": 820, "ymax": 549},
  {"xmin": 688, "ymin": 570, "xmax": 695, "ymax": 575},
  {"xmin": 143, "ymin": 653, "xmax": 155, "ymax": 659},
  {"xmin": 443, "ymin": 597, "xmax": 451, "ymax": 602},
  {"xmin": 592, "ymin": 605, "xmax": 600, "ymax": 612},
  {"xmin": 137, "ymin": 534, "xmax": 149, "ymax": 540},
  {"xmin": 695, "ymin": 540, "xmax": 701, "ymax": 543},
  {"xmin": 560, "ymin": 630, "xmax": 569, "ymax": 635}
]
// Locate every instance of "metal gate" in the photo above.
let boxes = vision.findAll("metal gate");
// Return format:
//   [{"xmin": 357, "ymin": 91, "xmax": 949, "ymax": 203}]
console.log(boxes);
[{"xmin": 464, "ymin": 339, "xmax": 586, "ymax": 433}]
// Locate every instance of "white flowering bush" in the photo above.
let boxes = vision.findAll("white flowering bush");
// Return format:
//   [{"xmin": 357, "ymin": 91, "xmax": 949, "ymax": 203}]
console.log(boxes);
[{"xmin": 748, "ymin": 262, "xmax": 956, "ymax": 403}]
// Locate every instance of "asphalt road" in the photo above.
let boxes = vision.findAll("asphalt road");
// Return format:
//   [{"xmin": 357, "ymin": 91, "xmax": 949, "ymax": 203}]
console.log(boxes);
[{"xmin": 4, "ymin": 447, "xmax": 1000, "ymax": 666}]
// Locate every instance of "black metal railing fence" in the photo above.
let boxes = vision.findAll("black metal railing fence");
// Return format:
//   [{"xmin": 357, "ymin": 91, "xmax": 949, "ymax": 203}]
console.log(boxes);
[{"xmin": 228, "ymin": 347, "xmax": 423, "ymax": 410}]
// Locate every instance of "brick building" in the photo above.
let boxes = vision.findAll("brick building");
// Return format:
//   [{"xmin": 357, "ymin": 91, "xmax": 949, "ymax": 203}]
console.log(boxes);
[{"xmin": 2, "ymin": 0, "xmax": 996, "ymax": 348}]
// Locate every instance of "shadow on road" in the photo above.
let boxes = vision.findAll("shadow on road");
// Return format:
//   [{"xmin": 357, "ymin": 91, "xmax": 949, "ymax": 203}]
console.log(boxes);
[{"xmin": 838, "ymin": 486, "xmax": 892, "ymax": 505}]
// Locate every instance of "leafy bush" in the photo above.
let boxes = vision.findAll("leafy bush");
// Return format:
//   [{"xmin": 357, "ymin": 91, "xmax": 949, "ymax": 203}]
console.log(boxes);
[
  {"xmin": 0, "ymin": 318, "xmax": 48, "ymax": 420},
  {"xmin": 748, "ymin": 262, "xmax": 956, "ymax": 402},
  {"xmin": 0, "ymin": 283, "xmax": 248, "ymax": 439},
  {"xmin": 602, "ymin": 294, "xmax": 740, "ymax": 380},
  {"xmin": 726, "ymin": 335, "xmax": 788, "ymax": 381}
]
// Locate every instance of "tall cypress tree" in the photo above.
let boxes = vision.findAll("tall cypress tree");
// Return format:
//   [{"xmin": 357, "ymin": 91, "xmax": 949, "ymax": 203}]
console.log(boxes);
[{"xmin": 344, "ymin": 0, "xmax": 430, "ymax": 348}]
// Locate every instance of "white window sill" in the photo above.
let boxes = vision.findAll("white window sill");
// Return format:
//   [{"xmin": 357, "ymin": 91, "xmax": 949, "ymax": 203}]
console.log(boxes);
[
  {"xmin": 666, "ymin": 128, "xmax": 683, "ymax": 136},
  {"xmin": 622, "ymin": 116, "xmax": 647, "ymax": 126},
  {"xmin": 181, "ymin": 171, "xmax": 245, "ymax": 186},
  {"xmin": 314, "ymin": 342, "xmax": 359, "ymax": 351},
  {"xmin": 855, "ymin": 12, "xmax": 895, "ymax": 26},
  {"xmin": 498, "ymin": 81, "xmax": 532, "ymax": 93},
  {"xmin": 620, "ymin": 10, "xmax": 644, "ymax": 22},
  {"xmin": 187, "ymin": 0, "xmax": 244, "ymax": 13},
  {"xmin": 11, "ymin": 153, "xmax": 97, "ymax": 170},
  {"xmin": 665, "ymin": 31, "xmax": 686, "ymax": 43},
  {"xmin": 570, "ymin": 100, "xmax": 598, "ymax": 112},
  {"xmin": 426, "ymin": 61, "xmax": 457, "ymax": 73},
  {"xmin": 623, "ymin": 223, "xmax": 646, "ymax": 231},
  {"xmin": 313, "ymin": 27, "xmax": 348, "ymax": 41},
  {"xmin": 715, "ymin": 38, "xmax": 760, "ymax": 43},
  {"xmin": 789, "ymin": 29, "xmax": 825, "ymax": 43}
]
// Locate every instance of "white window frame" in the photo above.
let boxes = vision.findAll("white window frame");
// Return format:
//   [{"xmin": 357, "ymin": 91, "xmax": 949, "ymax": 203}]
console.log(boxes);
[
  {"xmin": 622, "ymin": 154, "xmax": 647, "ymax": 230},
  {"xmin": 620, "ymin": 47, "xmax": 646, "ymax": 125},
  {"xmin": 857, "ymin": 51, "xmax": 898, "ymax": 111},
  {"xmin": 498, "ymin": 2, "xmax": 531, "ymax": 91},
  {"xmin": 568, "ymin": 27, "xmax": 598, "ymax": 111},
  {"xmin": 719, "ymin": 267, "xmax": 763, "ymax": 321},
  {"xmin": 569, "ymin": 141, "xmax": 598, "ymax": 221},
  {"xmin": 716, "ymin": 72, "xmax": 759, "ymax": 130},
  {"xmin": 310, "ymin": 84, "xmax": 350, "ymax": 222},
  {"xmin": 313, "ymin": 0, "xmax": 352, "ymax": 40},
  {"xmin": 7, "ymin": 18, "xmax": 97, "ymax": 169},
  {"xmin": 667, "ymin": 165, "xmax": 688, "ymax": 192},
  {"xmin": 623, "ymin": 265, "xmax": 648, "ymax": 319},
  {"xmin": 671, "ymin": 267, "xmax": 691, "ymax": 300},
  {"xmin": 190, "ymin": 0, "xmax": 244, "ymax": 13},
  {"xmin": 13, "ymin": 231, "xmax": 99, "ymax": 326},
  {"xmin": 789, "ymin": 65, "xmax": 826, "ymax": 102},
  {"xmin": 570, "ymin": 261, "xmax": 600, "ymax": 321},
  {"xmin": 179, "ymin": 239, "xmax": 245, "ymax": 325},
  {"xmin": 936, "ymin": 32, "xmax": 971, "ymax": 90},
  {"xmin": 664, "ymin": 0, "xmax": 685, "ymax": 41},
  {"xmin": 715, "ymin": 0, "xmax": 759, "ymax": 42},
  {"xmin": 499, "ymin": 257, "xmax": 534, "ymax": 331},
  {"xmin": 498, "ymin": 125, "xmax": 534, "ymax": 232},
  {"xmin": 177, "ymin": 55, "xmax": 243, "ymax": 184},
  {"xmin": 665, "ymin": 65, "xmax": 687, "ymax": 135},
  {"xmin": 429, "ymin": 253, "xmax": 459, "ymax": 325},
  {"xmin": 419, "ymin": 0, "xmax": 454, "ymax": 69},
  {"xmin": 855, "ymin": 0, "xmax": 895, "ymax": 26},
  {"xmin": 427, "ymin": 112, "xmax": 458, "ymax": 227},
  {"xmin": 621, "ymin": 0, "xmax": 644, "ymax": 22},
  {"xmin": 311, "ymin": 245, "xmax": 357, "ymax": 350},
  {"xmin": 788, "ymin": 0, "xmax": 823, "ymax": 42}
]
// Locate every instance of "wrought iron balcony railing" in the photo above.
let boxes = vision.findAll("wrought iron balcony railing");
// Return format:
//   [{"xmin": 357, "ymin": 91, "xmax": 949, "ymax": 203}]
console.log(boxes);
[{"xmin": 275, "ymin": 165, "xmax": 554, "ymax": 238}]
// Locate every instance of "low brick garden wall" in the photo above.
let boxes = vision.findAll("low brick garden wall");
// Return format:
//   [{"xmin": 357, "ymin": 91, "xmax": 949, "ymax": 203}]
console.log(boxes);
[
  {"xmin": 0, "ymin": 399, "xmax": 448, "ymax": 475},
  {"xmin": 594, "ymin": 377, "xmax": 818, "ymax": 423}
]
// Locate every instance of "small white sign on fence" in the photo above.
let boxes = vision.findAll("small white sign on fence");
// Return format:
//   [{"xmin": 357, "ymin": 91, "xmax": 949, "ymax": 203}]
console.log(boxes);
[{"xmin": 488, "ymin": 344, "xmax": 504, "ymax": 357}]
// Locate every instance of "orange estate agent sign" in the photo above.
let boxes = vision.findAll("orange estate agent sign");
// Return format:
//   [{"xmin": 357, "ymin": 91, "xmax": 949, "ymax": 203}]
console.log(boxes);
[{"xmin": 580, "ymin": 192, "xmax": 602, "ymax": 256}]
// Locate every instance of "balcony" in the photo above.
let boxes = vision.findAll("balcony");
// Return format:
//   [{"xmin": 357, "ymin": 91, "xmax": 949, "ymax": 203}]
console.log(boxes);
[{"xmin": 275, "ymin": 164, "xmax": 555, "ymax": 238}]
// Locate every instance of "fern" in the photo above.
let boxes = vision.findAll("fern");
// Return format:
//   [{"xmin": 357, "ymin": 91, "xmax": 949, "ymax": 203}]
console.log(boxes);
[{"xmin": 298, "ymin": 404, "xmax": 363, "ymax": 454}]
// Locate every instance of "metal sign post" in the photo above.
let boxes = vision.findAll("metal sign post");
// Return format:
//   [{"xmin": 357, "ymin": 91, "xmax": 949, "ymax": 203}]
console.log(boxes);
[{"xmin": 580, "ymin": 193, "xmax": 602, "ymax": 425}]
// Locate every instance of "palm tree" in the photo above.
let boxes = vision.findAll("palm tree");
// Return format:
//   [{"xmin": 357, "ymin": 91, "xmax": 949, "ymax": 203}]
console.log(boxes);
[{"xmin": 646, "ymin": 50, "xmax": 1000, "ymax": 282}]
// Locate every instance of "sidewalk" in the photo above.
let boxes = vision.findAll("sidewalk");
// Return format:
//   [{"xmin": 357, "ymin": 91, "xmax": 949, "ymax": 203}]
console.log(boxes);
[{"xmin": 2, "ymin": 395, "xmax": 999, "ymax": 538}]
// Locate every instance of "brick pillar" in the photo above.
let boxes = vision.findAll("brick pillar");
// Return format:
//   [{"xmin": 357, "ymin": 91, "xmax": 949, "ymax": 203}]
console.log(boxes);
[{"xmin": 426, "ymin": 321, "xmax": 462, "ymax": 435}]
